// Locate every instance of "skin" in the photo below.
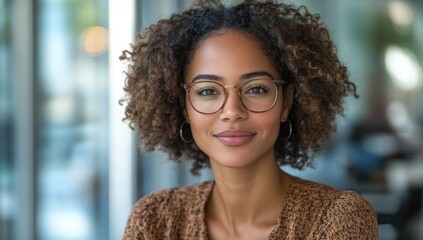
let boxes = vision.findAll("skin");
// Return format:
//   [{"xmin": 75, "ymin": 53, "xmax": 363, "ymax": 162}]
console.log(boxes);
[{"xmin": 185, "ymin": 29, "xmax": 293, "ymax": 239}]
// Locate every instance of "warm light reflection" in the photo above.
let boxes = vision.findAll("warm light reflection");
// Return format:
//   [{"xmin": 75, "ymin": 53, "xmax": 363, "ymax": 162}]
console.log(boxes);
[
  {"xmin": 80, "ymin": 26, "xmax": 109, "ymax": 56},
  {"xmin": 384, "ymin": 45, "xmax": 422, "ymax": 91},
  {"xmin": 388, "ymin": 1, "xmax": 414, "ymax": 28}
]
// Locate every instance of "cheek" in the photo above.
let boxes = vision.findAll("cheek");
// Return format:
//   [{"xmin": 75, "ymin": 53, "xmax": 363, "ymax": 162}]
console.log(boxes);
[
  {"xmin": 186, "ymin": 105, "xmax": 210, "ymax": 136},
  {"xmin": 259, "ymin": 107, "xmax": 283, "ymax": 139},
  {"xmin": 261, "ymin": 116, "xmax": 281, "ymax": 138}
]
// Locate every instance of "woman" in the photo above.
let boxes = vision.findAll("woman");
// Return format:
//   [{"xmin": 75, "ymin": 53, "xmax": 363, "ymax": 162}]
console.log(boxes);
[{"xmin": 121, "ymin": 0, "xmax": 378, "ymax": 239}]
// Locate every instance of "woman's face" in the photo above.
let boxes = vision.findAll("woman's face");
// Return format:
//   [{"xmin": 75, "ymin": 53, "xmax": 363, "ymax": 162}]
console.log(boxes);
[{"xmin": 184, "ymin": 30, "xmax": 290, "ymax": 169}]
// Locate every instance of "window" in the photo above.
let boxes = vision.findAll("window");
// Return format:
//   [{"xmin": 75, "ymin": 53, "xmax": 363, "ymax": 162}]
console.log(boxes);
[
  {"xmin": 35, "ymin": 0, "xmax": 109, "ymax": 239},
  {"xmin": 0, "ymin": 0, "xmax": 15, "ymax": 239}
]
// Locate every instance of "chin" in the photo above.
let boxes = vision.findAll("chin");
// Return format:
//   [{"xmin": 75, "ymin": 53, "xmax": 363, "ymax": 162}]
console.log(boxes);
[{"xmin": 209, "ymin": 152, "xmax": 261, "ymax": 169}]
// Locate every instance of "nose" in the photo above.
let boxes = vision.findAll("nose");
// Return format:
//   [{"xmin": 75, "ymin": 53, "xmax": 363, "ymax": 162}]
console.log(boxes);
[{"xmin": 219, "ymin": 88, "xmax": 248, "ymax": 122}]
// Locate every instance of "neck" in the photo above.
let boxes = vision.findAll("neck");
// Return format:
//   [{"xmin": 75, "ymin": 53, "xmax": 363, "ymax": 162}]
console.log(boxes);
[{"xmin": 207, "ymin": 159, "xmax": 292, "ymax": 228}]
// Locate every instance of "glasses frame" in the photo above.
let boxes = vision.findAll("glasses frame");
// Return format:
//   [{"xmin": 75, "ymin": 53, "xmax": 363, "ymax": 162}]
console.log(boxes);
[{"xmin": 183, "ymin": 79, "xmax": 288, "ymax": 114}]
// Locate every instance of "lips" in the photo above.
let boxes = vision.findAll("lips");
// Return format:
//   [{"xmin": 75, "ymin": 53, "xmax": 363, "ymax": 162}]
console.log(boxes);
[{"xmin": 214, "ymin": 130, "xmax": 256, "ymax": 146}]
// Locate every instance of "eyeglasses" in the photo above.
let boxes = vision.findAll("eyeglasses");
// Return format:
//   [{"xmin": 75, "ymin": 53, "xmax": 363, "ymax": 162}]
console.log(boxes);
[{"xmin": 183, "ymin": 79, "xmax": 288, "ymax": 114}]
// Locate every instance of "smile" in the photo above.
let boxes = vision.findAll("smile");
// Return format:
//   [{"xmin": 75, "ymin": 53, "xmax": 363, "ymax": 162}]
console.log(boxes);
[{"xmin": 214, "ymin": 130, "xmax": 256, "ymax": 146}]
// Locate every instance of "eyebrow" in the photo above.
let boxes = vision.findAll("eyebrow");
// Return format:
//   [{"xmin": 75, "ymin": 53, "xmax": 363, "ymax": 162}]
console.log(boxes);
[
  {"xmin": 192, "ymin": 74, "xmax": 222, "ymax": 82},
  {"xmin": 240, "ymin": 71, "xmax": 275, "ymax": 80},
  {"xmin": 191, "ymin": 71, "xmax": 275, "ymax": 82}
]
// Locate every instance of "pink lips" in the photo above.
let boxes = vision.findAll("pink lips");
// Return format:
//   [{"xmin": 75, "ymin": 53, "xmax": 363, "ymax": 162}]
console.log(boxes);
[{"xmin": 214, "ymin": 130, "xmax": 256, "ymax": 146}]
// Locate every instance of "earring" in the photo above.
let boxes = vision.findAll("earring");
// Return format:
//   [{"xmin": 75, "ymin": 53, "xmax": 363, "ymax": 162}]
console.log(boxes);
[
  {"xmin": 180, "ymin": 122, "xmax": 193, "ymax": 143},
  {"xmin": 281, "ymin": 120, "xmax": 292, "ymax": 141}
]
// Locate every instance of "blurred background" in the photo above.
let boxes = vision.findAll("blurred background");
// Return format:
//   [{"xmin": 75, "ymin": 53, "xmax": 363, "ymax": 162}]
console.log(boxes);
[{"xmin": 1, "ymin": 0, "xmax": 422, "ymax": 239}]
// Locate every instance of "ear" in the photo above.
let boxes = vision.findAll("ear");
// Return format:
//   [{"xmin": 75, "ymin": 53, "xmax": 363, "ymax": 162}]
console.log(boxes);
[
  {"xmin": 183, "ymin": 109, "xmax": 190, "ymax": 123},
  {"xmin": 280, "ymin": 85, "xmax": 293, "ymax": 122}
]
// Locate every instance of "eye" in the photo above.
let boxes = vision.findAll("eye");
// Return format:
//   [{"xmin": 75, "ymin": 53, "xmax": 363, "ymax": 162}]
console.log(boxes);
[
  {"xmin": 244, "ymin": 84, "xmax": 269, "ymax": 95},
  {"xmin": 196, "ymin": 88, "xmax": 219, "ymax": 96},
  {"xmin": 193, "ymin": 84, "xmax": 222, "ymax": 97}
]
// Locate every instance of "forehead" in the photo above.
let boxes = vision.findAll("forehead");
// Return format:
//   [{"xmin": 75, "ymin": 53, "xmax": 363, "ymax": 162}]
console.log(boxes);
[{"xmin": 185, "ymin": 29, "xmax": 278, "ymax": 82}]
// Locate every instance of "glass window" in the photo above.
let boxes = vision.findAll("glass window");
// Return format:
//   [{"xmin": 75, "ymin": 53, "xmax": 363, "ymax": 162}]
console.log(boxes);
[
  {"xmin": 36, "ymin": 0, "xmax": 109, "ymax": 239},
  {"xmin": 0, "ymin": 0, "xmax": 15, "ymax": 239}
]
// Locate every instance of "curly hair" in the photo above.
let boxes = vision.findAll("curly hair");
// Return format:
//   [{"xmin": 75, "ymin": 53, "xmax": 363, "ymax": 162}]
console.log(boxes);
[{"xmin": 120, "ymin": 0, "xmax": 357, "ymax": 175}]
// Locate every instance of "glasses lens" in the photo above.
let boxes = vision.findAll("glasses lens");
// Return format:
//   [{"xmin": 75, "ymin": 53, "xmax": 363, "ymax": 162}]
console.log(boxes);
[
  {"xmin": 241, "ymin": 79, "xmax": 278, "ymax": 112},
  {"xmin": 189, "ymin": 81, "xmax": 225, "ymax": 114}
]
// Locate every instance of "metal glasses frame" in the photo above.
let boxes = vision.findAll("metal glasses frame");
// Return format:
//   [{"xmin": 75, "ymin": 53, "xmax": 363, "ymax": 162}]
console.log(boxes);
[{"xmin": 183, "ymin": 79, "xmax": 288, "ymax": 114}]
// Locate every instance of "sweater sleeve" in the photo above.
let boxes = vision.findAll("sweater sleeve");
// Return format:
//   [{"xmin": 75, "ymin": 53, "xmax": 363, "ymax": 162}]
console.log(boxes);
[
  {"xmin": 122, "ymin": 198, "xmax": 146, "ymax": 240},
  {"xmin": 122, "ymin": 190, "xmax": 177, "ymax": 240},
  {"xmin": 122, "ymin": 182, "xmax": 212, "ymax": 240},
  {"xmin": 315, "ymin": 191, "xmax": 378, "ymax": 239}
]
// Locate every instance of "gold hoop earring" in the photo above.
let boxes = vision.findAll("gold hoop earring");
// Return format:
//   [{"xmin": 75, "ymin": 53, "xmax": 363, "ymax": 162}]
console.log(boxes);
[
  {"xmin": 180, "ymin": 122, "xmax": 193, "ymax": 143},
  {"xmin": 281, "ymin": 120, "xmax": 292, "ymax": 141}
]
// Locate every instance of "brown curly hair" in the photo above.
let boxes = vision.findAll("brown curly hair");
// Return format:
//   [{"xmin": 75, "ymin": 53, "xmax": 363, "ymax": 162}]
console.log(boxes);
[{"xmin": 120, "ymin": 0, "xmax": 357, "ymax": 175}]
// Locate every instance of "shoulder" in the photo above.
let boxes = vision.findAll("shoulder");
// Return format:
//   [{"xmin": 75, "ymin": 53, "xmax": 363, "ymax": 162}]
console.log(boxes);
[
  {"xmin": 290, "ymin": 178, "xmax": 377, "ymax": 239},
  {"xmin": 133, "ymin": 180, "xmax": 212, "ymax": 211},
  {"xmin": 317, "ymin": 190, "xmax": 378, "ymax": 239},
  {"xmin": 289, "ymin": 177, "xmax": 344, "ymax": 209},
  {"xmin": 123, "ymin": 181, "xmax": 213, "ymax": 239}
]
